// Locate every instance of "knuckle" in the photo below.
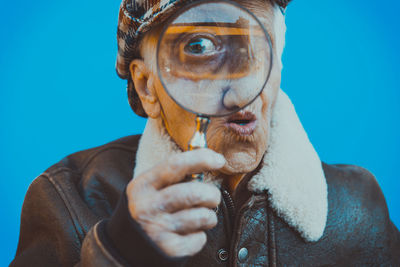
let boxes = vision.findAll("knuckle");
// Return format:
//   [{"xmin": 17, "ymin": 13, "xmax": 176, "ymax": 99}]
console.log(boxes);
[
  {"xmin": 141, "ymin": 214, "xmax": 170, "ymax": 235},
  {"xmin": 189, "ymin": 190, "xmax": 206, "ymax": 204},
  {"xmin": 185, "ymin": 184, "xmax": 221, "ymax": 206},
  {"xmin": 126, "ymin": 180, "xmax": 136, "ymax": 194},
  {"xmin": 200, "ymin": 208, "xmax": 217, "ymax": 225},
  {"xmin": 132, "ymin": 199, "xmax": 148, "ymax": 214},
  {"xmin": 128, "ymin": 201, "xmax": 142, "ymax": 218},
  {"xmin": 126, "ymin": 181, "xmax": 142, "ymax": 200},
  {"xmin": 129, "ymin": 174, "xmax": 155, "ymax": 193},
  {"xmin": 169, "ymin": 217, "xmax": 182, "ymax": 233},
  {"xmin": 129, "ymin": 195, "xmax": 160, "ymax": 219},
  {"xmin": 150, "ymin": 194, "xmax": 167, "ymax": 212},
  {"xmin": 168, "ymin": 155, "xmax": 184, "ymax": 168},
  {"xmin": 165, "ymin": 159, "xmax": 177, "ymax": 171},
  {"xmin": 134, "ymin": 210, "xmax": 153, "ymax": 223},
  {"xmin": 163, "ymin": 157, "xmax": 187, "ymax": 177},
  {"xmin": 182, "ymin": 196, "xmax": 196, "ymax": 209}
]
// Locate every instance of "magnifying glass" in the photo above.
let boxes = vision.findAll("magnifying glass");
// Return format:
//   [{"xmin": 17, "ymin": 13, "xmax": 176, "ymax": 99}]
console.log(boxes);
[{"xmin": 157, "ymin": 0, "xmax": 273, "ymax": 180}]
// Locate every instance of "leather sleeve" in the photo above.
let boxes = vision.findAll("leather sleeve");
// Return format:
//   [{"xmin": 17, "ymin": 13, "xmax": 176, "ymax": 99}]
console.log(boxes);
[
  {"xmin": 359, "ymin": 167, "xmax": 400, "ymax": 265},
  {"xmin": 80, "ymin": 191, "xmax": 188, "ymax": 267},
  {"xmin": 387, "ymin": 221, "xmax": 400, "ymax": 264},
  {"xmin": 10, "ymin": 174, "xmax": 187, "ymax": 267},
  {"xmin": 338, "ymin": 165, "xmax": 400, "ymax": 265},
  {"xmin": 10, "ymin": 175, "xmax": 82, "ymax": 266}
]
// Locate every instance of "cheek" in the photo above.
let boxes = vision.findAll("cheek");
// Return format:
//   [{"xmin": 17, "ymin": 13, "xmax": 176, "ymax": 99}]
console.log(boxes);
[
  {"xmin": 260, "ymin": 75, "xmax": 278, "ymax": 123},
  {"xmin": 254, "ymin": 95, "xmax": 271, "ymax": 153},
  {"xmin": 155, "ymin": 78, "xmax": 197, "ymax": 150}
]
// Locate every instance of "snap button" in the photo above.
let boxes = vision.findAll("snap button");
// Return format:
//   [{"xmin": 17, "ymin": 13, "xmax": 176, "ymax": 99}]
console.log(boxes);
[
  {"xmin": 238, "ymin": 247, "xmax": 248, "ymax": 262},
  {"xmin": 217, "ymin": 248, "xmax": 228, "ymax": 262}
]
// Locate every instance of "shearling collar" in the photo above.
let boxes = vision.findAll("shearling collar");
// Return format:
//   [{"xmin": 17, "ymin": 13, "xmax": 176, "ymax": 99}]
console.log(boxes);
[{"xmin": 133, "ymin": 89, "xmax": 328, "ymax": 242}]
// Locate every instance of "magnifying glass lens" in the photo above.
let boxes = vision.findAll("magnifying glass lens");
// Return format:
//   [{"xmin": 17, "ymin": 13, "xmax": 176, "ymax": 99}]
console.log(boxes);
[{"xmin": 157, "ymin": 0, "xmax": 272, "ymax": 117}]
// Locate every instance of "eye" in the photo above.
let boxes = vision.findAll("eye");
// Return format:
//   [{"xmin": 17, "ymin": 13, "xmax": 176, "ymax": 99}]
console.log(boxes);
[{"xmin": 184, "ymin": 37, "xmax": 217, "ymax": 55}]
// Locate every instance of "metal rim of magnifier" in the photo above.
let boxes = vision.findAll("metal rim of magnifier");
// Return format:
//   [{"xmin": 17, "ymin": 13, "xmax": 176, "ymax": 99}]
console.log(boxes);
[{"xmin": 156, "ymin": 0, "xmax": 274, "ymax": 118}]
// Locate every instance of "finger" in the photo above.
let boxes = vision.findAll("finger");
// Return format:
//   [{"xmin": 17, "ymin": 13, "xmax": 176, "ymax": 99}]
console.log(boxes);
[
  {"xmin": 137, "ymin": 149, "xmax": 226, "ymax": 189},
  {"xmin": 169, "ymin": 208, "xmax": 218, "ymax": 234},
  {"xmin": 158, "ymin": 182, "xmax": 221, "ymax": 212},
  {"xmin": 159, "ymin": 232, "xmax": 207, "ymax": 257}
]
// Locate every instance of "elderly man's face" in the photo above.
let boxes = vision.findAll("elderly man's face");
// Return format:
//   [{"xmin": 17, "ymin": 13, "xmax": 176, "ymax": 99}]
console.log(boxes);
[{"xmin": 130, "ymin": 0, "xmax": 285, "ymax": 176}]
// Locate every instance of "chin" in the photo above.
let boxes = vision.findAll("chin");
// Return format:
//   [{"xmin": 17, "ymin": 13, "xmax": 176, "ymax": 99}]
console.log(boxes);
[
  {"xmin": 205, "ymin": 100, "xmax": 271, "ymax": 174},
  {"xmin": 221, "ymin": 151, "xmax": 261, "ymax": 174},
  {"xmin": 207, "ymin": 126, "xmax": 268, "ymax": 175}
]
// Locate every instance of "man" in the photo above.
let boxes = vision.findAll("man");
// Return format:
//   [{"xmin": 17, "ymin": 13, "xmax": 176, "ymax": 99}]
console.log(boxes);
[{"xmin": 11, "ymin": 0, "xmax": 400, "ymax": 266}]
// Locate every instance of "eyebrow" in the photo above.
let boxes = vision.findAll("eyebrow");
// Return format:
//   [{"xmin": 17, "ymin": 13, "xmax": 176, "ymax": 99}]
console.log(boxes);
[{"xmin": 165, "ymin": 25, "xmax": 264, "ymax": 36}]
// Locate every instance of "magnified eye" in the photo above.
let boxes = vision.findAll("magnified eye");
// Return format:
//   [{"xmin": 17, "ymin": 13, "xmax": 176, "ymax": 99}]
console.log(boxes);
[
  {"xmin": 184, "ymin": 37, "xmax": 216, "ymax": 55},
  {"xmin": 175, "ymin": 33, "xmax": 226, "ymax": 73}
]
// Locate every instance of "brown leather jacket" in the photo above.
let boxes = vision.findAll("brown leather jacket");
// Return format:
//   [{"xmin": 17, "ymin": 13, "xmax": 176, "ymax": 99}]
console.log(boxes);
[{"xmin": 10, "ymin": 135, "xmax": 400, "ymax": 266}]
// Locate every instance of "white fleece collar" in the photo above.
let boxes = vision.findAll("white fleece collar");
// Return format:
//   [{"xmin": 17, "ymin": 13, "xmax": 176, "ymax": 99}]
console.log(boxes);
[{"xmin": 133, "ymin": 89, "xmax": 328, "ymax": 242}]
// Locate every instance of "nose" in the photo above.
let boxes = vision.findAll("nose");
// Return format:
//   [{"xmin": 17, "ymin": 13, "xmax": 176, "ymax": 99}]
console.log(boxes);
[{"xmin": 222, "ymin": 86, "xmax": 255, "ymax": 111}]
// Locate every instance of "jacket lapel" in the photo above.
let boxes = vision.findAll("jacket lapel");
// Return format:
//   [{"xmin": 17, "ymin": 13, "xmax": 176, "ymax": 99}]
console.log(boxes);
[{"xmin": 133, "ymin": 89, "xmax": 328, "ymax": 242}]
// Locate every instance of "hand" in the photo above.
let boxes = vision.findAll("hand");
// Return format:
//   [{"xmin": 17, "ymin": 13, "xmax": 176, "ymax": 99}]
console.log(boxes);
[{"xmin": 126, "ymin": 148, "xmax": 226, "ymax": 258}]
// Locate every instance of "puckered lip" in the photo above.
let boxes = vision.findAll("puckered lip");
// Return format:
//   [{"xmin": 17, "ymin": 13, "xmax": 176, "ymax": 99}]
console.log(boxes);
[{"xmin": 224, "ymin": 111, "xmax": 257, "ymax": 136}]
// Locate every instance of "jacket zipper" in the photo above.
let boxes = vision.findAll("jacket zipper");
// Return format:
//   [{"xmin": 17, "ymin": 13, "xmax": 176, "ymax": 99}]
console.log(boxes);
[
  {"xmin": 221, "ymin": 188, "xmax": 235, "ymax": 266},
  {"xmin": 222, "ymin": 189, "xmax": 235, "ymax": 224},
  {"xmin": 221, "ymin": 187, "xmax": 274, "ymax": 266}
]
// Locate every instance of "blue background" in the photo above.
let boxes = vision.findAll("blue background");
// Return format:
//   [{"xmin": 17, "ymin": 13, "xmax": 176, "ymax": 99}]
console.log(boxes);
[{"xmin": 1, "ymin": 0, "xmax": 399, "ymax": 264}]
